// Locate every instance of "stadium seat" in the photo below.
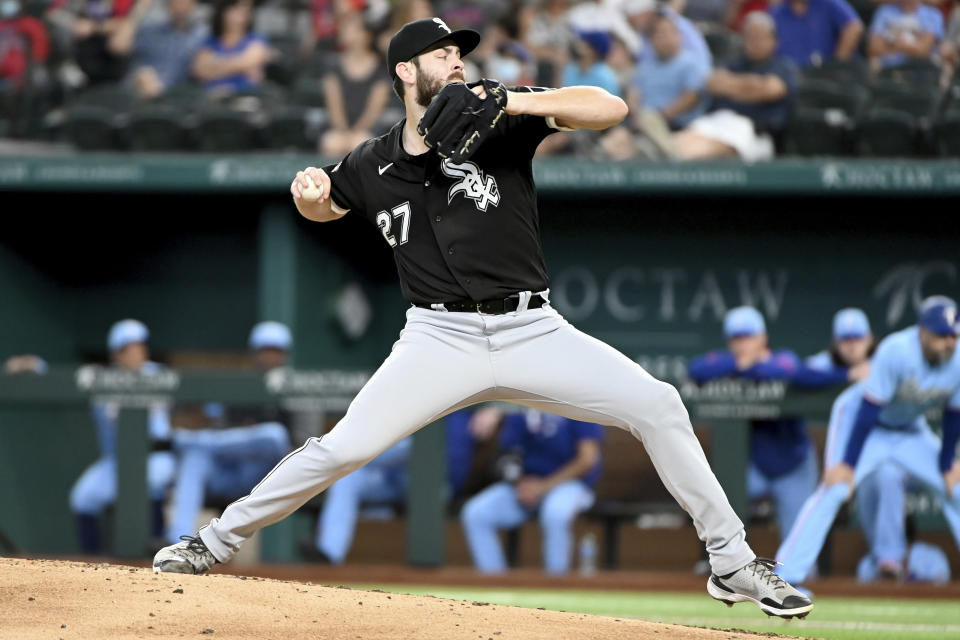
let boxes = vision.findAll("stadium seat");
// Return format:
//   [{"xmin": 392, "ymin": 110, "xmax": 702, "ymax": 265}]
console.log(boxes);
[
  {"xmin": 877, "ymin": 59, "xmax": 942, "ymax": 88},
  {"xmin": 194, "ymin": 107, "xmax": 261, "ymax": 151},
  {"xmin": 932, "ymin": 114, "xmax": 960, "ymax": 156},
  {"xmin": 801, "ymin": 57, "xmax": 869, "ymax": 86},
  {"xmin": 796, "ymin": 78, "xmax": 869, "ymax": 119},
  {"xmin": 783, "ymin": 107, "xmax": 852, "ymax": 156},
  {"xmin": 127, "ymin": 104, "xmax": 191, "ymax": 151},
  {"xmin": 155, "ymin": 83, "xmax": 207, "ymax": 114},
  {"xmin": 70, "ymin": 83, "xmax": 136, "ymax": 113},
  {"xmin": 292, "ymin": 76, "xmax": 325, "ymax": 108},
  {"xmin": 265, "ymin": 35, "xmax": 301, "ymax": 87},
  {"xmin": 855, "ymin": 107, "xmax": 918, "ymax": 157},
  {"xmin": 701, "ymin": 25, "xmax": 742, "ymax": 64},
  {"xmin": 262, "ymin": 106, "xmax": 313, "ymax": 150},
  {"xmin": 870, "ymin": 81, "xmax": 940, "ymax": 122},
  {"xmin": 62, "ymin": 104, "xmax": 123, "ymax": 150}
]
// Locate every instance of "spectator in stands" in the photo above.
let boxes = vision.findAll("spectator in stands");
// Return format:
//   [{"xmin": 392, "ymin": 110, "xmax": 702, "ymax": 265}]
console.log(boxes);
[
  {"xmin": 165, "ymin": 321, "xmax": 292, "ymax": 542},
  {"xmin": 461, "ymin": 408, "xmax": 603, "ymax": 575},
  {"xmin": 70, "ymin": 319, "xmax": 176, "ymax": 553},
  {"xmin": 623, "ymin": 0, "xmax": 712, "ymax": 73},
  {"xmin": 868, "ymin": 0, "xmax": 944, "ymax": 69},
  {"xmin": 48, "ymin": 0, "xmax": 149, "ymax": 85},
  {"xmin": 672, "ymin": 11, "xmax": 797, "ymax": 161},
  {"xmin": 568, "ymin": 0, "xmax": 641, "ymax": 56},
  {"xmin": 191, "ymin": 0, "xmax": 273, "ymax": 94},
  {"xmin": 563, "ymin": 30, "xmax": 620, "ymax": 96},
  {"xmin": 0, "ymin": 1, "xmax": 50, "ymax": 88},
  {"xmin": 518, "ymin": 0, "xmax": 573, "ymax": 86},
  {"xmin": 688, "ymin": 306, "xmax": 818, "ymax": 541},
  {"xmin": 726, "ymin": 0, "xmax": 770, "ymax": 31},
  {"xmin": 109, "ymin": 0, "xmax": 208, "ymax": 99},
  {"xmin": 320, "ymin": 12, "xmax": 391, "ymax": 156},
  {"xmin": 308, "ymin": 0, "xmax": 365, "ymax": 53},
  {"xmin": 631, "ymin": 14, "xmax": 707, "ymax": 128},
  {"xmin": 770, "ymin": 0, "xmax": 864, "ymax": 68},
  {"xmin": 601, "ymin": 13, "xmax": 707, "ymax": 159},
  {"xmin": 794, "ymin": 308, "xmax": 874, "ymax": 388}
]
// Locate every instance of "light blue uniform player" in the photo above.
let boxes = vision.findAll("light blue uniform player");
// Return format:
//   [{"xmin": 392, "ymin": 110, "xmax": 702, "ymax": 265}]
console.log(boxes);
[
  {"xmin": 166, "ymin": 322, "xmax": 292, "ymax": 543},
  {"xmin": 460, "ymin": 409, "xmax": 603, "ymax": 575},
  {"xmin": 776, "ymin": 296, "xmax": 960, "ymax": 584},
  {"xmin": 794, "ymin": 308, "xmax": 874, "ymax": 388},
  {"xmin": 688, "ymin": 306, "xmax": 818, "ymax": 541},
  {"xmin": 70, "ymin": 319, "xmax": 177, "ymax": 553}
]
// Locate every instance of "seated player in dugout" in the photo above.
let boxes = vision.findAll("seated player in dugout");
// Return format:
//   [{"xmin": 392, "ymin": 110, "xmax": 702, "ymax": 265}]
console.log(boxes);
[
  {"xmin": 461, "ymin": 407, "xmax": 603, "ymax": 575},
  {"xmin": 794, "ymin": 308, "xmax": 875, "ymax": 388},
  {"xmin": 70, "ymin": 319, "xmax": 176, "ymax": 554},
  {"xmin": 688, "ymin": 306, "xmax": 818, "ymax": 542},
  {"xmin": 165, "ymin": 322, "xmax": 292, "ymax": 543},
  {"xmin": 154, "ymin": 16, "xmax": 813, "ymax": 620}
]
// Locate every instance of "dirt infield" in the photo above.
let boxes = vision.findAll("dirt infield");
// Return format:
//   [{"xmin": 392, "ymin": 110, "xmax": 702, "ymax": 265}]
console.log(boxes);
[{"xmin": 1, "ymin": 558, "xmax": 787, "ymax": 640}]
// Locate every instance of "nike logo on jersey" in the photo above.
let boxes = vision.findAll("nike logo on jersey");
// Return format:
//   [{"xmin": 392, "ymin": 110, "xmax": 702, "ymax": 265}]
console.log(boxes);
[{"xmin": 378, "ymin": 163, "xmax": 393, "ymax": 175}]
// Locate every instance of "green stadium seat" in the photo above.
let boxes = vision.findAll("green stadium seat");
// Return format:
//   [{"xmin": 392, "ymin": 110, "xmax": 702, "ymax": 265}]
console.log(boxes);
[
  {"xmin": 801, "ymin": 57, "xmax": 869, "ymax": 86},
  {"xmin": 127, "ymin": 104, "xmax": 191, "ymax": 151},
  {"xmin": 796, "ymin": 79, "xmax": 869, "ymax": 118},
  {"xmin": 870, "ymin": 80, "xmax": 941, "ymax": 122},
  {"xmin": 855, "ymin": 107, "xmax": 918, "ymax": 157},
  {"xmin": 262, "ymin": 106, "xmax": 314, "ymax": 150},
  {"xmin": 877, "ymin": 59, "xmax": 942, "ymax": 88},
  {"xmin": 292, "ymin": 76, "xmax": 325, "ymax": 108},
  {"xmin": 70, "ymin": 83, "xmax": 136, "ymax": 113},
  {"xmin": 155, "ymin": 83, "xmax": 207, "ymax": 114},
  {"xmin": 932, "ymin": 115, "xmax": 960, "ymax": 156},
  {"xmin": 265, "ymin": 35, "xmax": 301, "ymax": 87},
  {"xmin": 195, "ymin": 107, "xmax": 261, "ymax": 151},
  {"xmin": 701, "ymin": 25, "xmax": 742, "ymax": 64},
  {"xmin": 783, "ymin": 107, "xmax": 852, "ymax": 156},
  {"xmin": 62, "ymin": 104, "xmax": 122, "ymax": 150}
]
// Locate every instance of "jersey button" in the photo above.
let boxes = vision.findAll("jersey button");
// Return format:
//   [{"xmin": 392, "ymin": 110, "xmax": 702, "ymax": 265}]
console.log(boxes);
[
  {"xmin": 448, "ymin": 247, "xmax": 455, "ymax": 255},
  {"xmin": 435, "ymin": 215, "xmax": 442, "ymax": 222},
  {"xmin": 465, "ymin": 279, "xmax": 472, "ymax": 284},
  {"xmin": 424, "ymin": 180, "xmax": 431, "ymax": 187}
]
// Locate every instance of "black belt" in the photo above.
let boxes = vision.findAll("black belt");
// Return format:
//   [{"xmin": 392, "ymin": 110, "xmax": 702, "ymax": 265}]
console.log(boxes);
[{"xmin": 415, "ymin": 293, "xmax": 547, "ymax": 314}]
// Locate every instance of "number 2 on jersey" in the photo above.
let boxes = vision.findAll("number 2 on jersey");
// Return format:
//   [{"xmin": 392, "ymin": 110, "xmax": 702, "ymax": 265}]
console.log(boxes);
[{"xmin": 376, "ymin": 202, "xmax": 412, "ymax": 247}]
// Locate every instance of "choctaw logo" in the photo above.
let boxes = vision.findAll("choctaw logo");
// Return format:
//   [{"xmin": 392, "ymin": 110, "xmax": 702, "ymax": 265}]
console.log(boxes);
[{"xmin": 441, "ymin": 160, "xmax": 500, "ymax": 212}]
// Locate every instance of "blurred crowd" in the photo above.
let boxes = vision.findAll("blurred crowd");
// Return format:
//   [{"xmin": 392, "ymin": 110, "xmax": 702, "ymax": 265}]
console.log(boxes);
[
  {"xmin": 1, "ymin": 0, "xmax": 958, "ymax": 157},
  {"xmin": 6, "ymin": 296, "xmax": 959, "ymax": 584}
]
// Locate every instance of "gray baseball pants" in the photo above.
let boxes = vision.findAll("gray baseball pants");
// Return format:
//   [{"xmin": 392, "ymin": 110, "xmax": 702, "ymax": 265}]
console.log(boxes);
[{"xmin": 198, "ymin": 303, "xmax": 755, "ymax": 575}]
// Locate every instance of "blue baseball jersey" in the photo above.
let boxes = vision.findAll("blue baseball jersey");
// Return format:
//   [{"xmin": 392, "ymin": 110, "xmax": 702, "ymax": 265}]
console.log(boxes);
[
  {"xmin": 688, "ymin": 348, "xmax": 811, "ymax": 477},
  {"xmin": 93, "ymin": 361, "xmax": 172, "ymax": 456},
  {"xmin": 500, "ymin": 410, "xmax": 604, "ymax": 487},
  {"xmin": 793, "ymin": 350, "xmax": 849, "ymax": 388},
  {"xmin": 864, "ymin": 326, "xmax": 960, "ymax": 428}
]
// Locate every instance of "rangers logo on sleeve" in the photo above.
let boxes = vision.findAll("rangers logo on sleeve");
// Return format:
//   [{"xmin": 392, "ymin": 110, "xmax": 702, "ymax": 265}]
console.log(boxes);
[{"xmin": 441, "ymin": 160, "xmax": 500, "ymax": 212}]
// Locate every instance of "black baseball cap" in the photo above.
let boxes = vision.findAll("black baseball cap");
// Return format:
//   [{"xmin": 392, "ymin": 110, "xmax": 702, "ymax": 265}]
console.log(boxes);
[{"xmin": 387, "ymin": 17, "xmax": 481, "ymax": 80}]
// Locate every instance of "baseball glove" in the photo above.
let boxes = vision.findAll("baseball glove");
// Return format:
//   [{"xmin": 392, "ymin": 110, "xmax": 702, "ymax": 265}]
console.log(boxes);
[{"xmin": 417, "ymin": 78, "xmax": 508, "ymax": 163}]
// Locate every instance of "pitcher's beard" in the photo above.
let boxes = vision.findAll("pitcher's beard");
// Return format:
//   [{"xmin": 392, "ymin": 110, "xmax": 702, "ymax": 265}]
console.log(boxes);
[{"xmin": 416, "ymin": 71, "xmax": 467, "ymax": 107}]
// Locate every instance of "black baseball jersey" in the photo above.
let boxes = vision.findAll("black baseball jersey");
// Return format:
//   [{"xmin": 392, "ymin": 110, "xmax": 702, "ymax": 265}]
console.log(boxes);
[{"xmin": 322, "ymin": 87, "xmax": 563, "ymax": 305}]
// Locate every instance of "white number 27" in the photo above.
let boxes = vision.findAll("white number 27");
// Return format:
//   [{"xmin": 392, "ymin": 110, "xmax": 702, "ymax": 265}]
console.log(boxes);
[{"xmin": 376, "ymin": 201, "xmax": 412, "ymax": 248}]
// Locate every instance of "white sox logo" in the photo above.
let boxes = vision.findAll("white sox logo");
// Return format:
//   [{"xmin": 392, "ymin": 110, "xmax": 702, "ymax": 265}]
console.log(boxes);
[
  {"xmin": 433, "ymin": 17, "xmax": 451, "ymax": 33},
  {"xmin": 441, "ymin": 160, "xmax": 500, "ymax": 212}
]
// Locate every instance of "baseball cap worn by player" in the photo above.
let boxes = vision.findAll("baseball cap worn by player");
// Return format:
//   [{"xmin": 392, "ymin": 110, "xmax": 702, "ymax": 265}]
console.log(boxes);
[
  {"xmin": 723, "ymin": 306, "xmax": 766, "ymax": 338},
  {"xmin": 917, "ymin": 296, "xmax": 960, "ymax": 337},
  {"xmin": 108, "ymin": 319, "xmax": 149, "ymax": 352},
  {"xmin": 387, "ymin": 17, "xmax": 481, "ymax": 80},
  {"xmin": 249, "ymin": 321, "xmax": 293, "ymax": 351},
  {"xmin": 833, "ymin": 308, "xmax": 870, "ymax": 340}
]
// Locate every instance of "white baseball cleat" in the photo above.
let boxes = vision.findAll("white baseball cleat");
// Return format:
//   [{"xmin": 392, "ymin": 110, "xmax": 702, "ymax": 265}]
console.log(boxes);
[
  {"xmin": 153, "ymin": 535, "xmax": 218, "ymax": 575},
  {"xmin": 707, "ymin": 558, "xmax": 814, "ymax": 620}
]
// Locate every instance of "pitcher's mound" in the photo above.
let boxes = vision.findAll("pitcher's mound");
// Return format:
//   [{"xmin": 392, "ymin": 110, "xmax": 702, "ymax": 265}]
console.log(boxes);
[{"xmin": 2, "ymin": 557, "xmax": 783, "ymax": 639}]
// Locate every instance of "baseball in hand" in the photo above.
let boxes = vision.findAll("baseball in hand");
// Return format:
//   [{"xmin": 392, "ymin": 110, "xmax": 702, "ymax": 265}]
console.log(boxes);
[{"xmin": 300, "ymin": 174, "xmax": 323, "ymax": 202}]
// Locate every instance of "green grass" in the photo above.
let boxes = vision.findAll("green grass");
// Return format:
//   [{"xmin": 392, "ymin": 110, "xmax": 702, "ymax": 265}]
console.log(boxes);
[{"xmin": 350, "ymin": 585, "xmax": 960, "ymax": 640}]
